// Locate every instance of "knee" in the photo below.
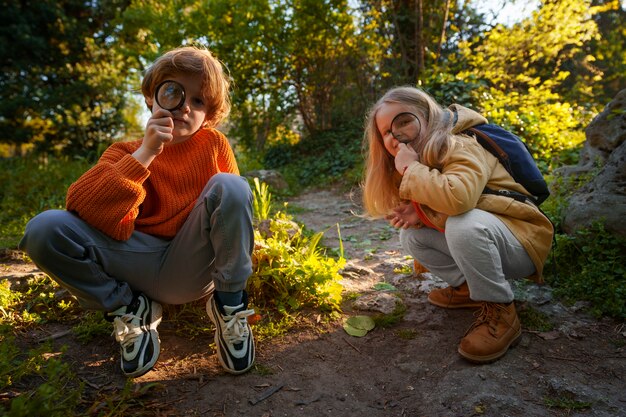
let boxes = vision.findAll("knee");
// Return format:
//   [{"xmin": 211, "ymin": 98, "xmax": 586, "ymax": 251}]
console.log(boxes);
[
  {"xmin": 206, "ymin": 173, "xmax": 252, "ymax": 209},
  {"xmin": 399, "ymin": 228, "xmax": 430, "ymax": 256},
  {"xmin": 20, "ymin": 210, "xmax": 69, "ymax": 259},
  {"xmin": 445, "ymin": 213, "xmax": 490, "ymax": 248}
]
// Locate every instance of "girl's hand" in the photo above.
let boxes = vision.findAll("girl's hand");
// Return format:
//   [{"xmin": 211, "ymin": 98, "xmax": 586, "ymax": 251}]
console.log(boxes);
[
  {"xmin": 385, "ymin": 201, "xmax": 422, "ymax": 229},
  {"xmin": 132, "ymin": 106, "xmax": 174, "ymax": 167},
  {"xmin": 394, "ymin": 143, "xmax": 419, "ymax": 175}
]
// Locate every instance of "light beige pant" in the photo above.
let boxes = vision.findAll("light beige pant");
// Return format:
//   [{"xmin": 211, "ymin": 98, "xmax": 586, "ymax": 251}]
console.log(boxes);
[{"xmin": 400, "ymin": 208, "xmax": 535, "ymax": 303}]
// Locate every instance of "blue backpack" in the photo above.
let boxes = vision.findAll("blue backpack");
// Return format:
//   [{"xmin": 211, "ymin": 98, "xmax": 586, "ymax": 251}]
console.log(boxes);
[{"xmin": 464, "ymin": 124, "xmax": 550, "ymax": 205}]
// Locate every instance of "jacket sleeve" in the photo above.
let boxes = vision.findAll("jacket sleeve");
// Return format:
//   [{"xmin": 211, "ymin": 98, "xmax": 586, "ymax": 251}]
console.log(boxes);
[
  {"xmin": 66, "ymin": 145, "xmax": 150, "ymax": 240},
  {"xmin": 399, "ymin": 138, "xmax": 491, "ymax": 216}
]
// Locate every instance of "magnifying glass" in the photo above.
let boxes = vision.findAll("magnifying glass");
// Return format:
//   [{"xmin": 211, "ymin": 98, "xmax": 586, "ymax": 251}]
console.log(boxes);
[
  {"xmin": 391, "ymin": 112, "xmax": 422, "ymax": 144},
  {"xmin": 155, "ymin": 80, "xmax": 186, "ymax": 111}
]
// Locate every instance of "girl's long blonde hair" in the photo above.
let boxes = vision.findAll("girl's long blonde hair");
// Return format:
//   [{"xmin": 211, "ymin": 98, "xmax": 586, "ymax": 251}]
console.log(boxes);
[{"xmin": 362, "ymin": 86, "xmax": 455, "ymax": 217}]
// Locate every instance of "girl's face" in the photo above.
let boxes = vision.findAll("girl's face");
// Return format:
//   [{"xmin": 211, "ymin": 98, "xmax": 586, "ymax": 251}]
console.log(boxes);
[
  {"xmin": 149, "ymin": 73, "xmax": 208, "ymax": 143},
  {"xmin": 375, "ymin": 102, "xmax": 423, "ymax": 157}
]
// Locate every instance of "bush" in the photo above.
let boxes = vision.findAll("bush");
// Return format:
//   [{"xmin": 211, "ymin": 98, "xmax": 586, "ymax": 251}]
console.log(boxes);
[
  {"xmin": 0, "ymin": 156, "xmax": 90, "ymax": 248},
  {"xmin": 263, "ymin": 121, "xmax": 363, "ymax": 188},
  {"xmin": 545, "ymin": 222, "xmax": 626, "ymax": 319},
  {"xmin": 247, "ymin": 180, "xmax": 345, "ymax": 319}
]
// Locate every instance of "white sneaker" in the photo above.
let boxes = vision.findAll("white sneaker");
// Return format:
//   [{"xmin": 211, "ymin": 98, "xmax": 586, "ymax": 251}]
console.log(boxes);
[
  {"xmin": 108, "ymin": 293, "xmax": 162, "ymax": 377},
  {"xmin": 206, "ymin": 291, "xmax": 255, "ymax": 374}
]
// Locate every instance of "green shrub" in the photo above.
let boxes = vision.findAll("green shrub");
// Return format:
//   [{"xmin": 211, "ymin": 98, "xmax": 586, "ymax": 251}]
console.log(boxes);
[
  {"xmin": 0, "ymin": 156, "xmax": 90, "ymax": 248},
  {"xmin": 263, "ymin": 121, "xmax": 363, "ymax": 189},
  {"xmin": 248, "ymin": 180, "xmax": 345, "ymax": 320},
  {"xmin": 545, "ymin": 222, "xmax": 626, "ymax": 319}
]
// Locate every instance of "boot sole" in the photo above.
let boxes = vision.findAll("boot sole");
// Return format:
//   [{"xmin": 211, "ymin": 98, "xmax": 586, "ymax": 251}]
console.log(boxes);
[
  {"xmin": 427, "ymin": 297, "xmax": 483, "ymax": 309},
  {"xmin": 457, "ymin": 327, "xmax": 522, "ymax": 364}
]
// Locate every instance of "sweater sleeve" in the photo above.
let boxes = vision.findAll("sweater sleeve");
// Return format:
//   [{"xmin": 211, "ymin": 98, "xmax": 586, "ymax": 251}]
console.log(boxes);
[
  {"xmin": 214, "ymin": 130, "xmax": 240, "ymax": 175},
  {"xmin": 399, "ymin": 138, "xmax": 491, "ymax": 216},
  {"xmin": 66, "ymin": 145, "xmax": 150, "ymax": 240}
]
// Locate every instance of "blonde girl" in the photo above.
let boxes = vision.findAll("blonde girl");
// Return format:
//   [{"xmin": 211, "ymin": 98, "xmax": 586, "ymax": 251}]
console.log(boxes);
[{"xmin": 362, "ymin": 86, "xmax": 553, "ymax": 363}]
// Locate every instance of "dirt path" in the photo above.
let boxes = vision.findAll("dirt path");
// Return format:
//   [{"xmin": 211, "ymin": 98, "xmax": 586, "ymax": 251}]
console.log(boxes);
[{"xmin": 3, "ymin": 186, "xmax": 626, "ymax": 416}]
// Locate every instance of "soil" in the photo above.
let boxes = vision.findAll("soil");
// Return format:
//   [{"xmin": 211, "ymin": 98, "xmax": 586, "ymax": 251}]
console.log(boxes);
[{"xmin": 2, "ymin": 185, "xmax": 625, "ymax": 417}]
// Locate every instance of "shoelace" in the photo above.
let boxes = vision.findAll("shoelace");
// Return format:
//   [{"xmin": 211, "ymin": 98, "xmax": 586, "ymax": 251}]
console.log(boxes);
[
  {"xmin": 222, "ymin": 308, "xmax": 255, "ymax": 345},
  {"xmin": 111, "ymin": 314, "xmax": 144, "ymax": 348},
  {"xmin": 468, "ymin": 303, "xmax": 515, "ymax": 336},
  {"xmin": 466, "ymin": 303, "xmax": 500, "ymax": 335}
]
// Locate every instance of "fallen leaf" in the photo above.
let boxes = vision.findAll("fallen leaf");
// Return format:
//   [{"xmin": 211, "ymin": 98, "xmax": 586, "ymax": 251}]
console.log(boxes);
[
  {"xmin": 343, "ymin": 323, "xmax": 368, "ymax": 337},
  {"xmin": 346, "ymin": 315, "xmax": 375, "ymax": 331}
]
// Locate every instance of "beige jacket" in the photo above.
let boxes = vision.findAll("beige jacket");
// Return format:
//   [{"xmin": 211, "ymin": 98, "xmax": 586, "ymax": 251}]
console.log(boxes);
[{"xmin": 399, "ymin": 105, "xmax": 553, "ymax": 282}]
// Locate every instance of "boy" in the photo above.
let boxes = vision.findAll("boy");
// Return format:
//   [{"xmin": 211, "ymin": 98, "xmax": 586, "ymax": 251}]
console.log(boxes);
[{"xmin": 19, "ymin": 46, "xmax": 255, "ymax": 377}]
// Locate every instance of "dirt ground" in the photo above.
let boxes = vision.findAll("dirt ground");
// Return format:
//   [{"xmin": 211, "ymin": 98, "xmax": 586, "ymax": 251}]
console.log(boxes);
[{"xmin": 3, "ymin": 186, "xmax": 626, "ymax": 417}]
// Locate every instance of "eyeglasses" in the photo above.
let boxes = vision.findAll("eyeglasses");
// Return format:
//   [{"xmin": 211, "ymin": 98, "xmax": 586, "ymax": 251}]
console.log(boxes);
[{"xmin": 390, "ymin": 112, "xmax": 421, "ymax": 144}]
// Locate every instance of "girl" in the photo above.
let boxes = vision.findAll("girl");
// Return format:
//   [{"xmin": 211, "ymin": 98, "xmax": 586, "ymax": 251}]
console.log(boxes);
[{"xmin": 362, "ymin": 86, "xmax": 553, "ymax": 363}]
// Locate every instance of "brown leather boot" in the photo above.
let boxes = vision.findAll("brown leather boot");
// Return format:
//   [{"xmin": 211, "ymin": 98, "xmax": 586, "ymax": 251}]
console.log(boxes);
[
  {"xmin": 427, "ymin": 282, "xmax": 482, "ymax": 309},
  {"xmin": 458, "ymin": 302, "xmax": 521, "ymax": 363}
]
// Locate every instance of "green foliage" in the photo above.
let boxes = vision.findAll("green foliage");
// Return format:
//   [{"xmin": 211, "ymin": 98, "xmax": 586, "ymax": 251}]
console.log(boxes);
[
  {"xmin": 0, "ymin": 156, "xmax": 90, "ymax": 248},
  {"xmin": 0, "ymin": 339, "xmax": 82, "ymax": 417},
  {"xmin": 248, "ymin": 182, "xmax": 345, "ymax": 319},
  {"xmin": 519, "ymin": 306, "xmax": 553, "ymax": 332},
  {"xmin": 372, "ymin": 303, "xmax": 407, "ymax": 329},
  {"xmin": 545, "ymin": 222, "xmax": 626, "ymax": 319},
  {"xmin": 0, "ymin": 276, "xmax": 81, "ymax": 331},
  {"xmin": 71, "ymin": 311, "xmax": 111, "ymax": 344},
  {"xmin": 0, "ymin": 0, "xmax": 139, "ymax": 155},
  {"xmin": 455, "ymin": 0, "xmax": 602, "ymax": 170},
  {"xmin": 263, "ymin": 121, "xmax": 363, "ymax": 188},
  {"xmin": 252, "ymin": 178, "xmax": 273, "ymax": 221}
]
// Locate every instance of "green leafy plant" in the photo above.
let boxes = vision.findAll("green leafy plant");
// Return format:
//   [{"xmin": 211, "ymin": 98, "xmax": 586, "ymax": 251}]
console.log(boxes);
[
  {"xmin": 545, "ymin": 221, "xmax": 626, "ymax": 319},
  {"xmin": 0, "ymin": 338, "xmax": 82, "ymax": 416},
  {"xmin": 71, "ymin": 311, "xmax": 112, "ymax": 344},
  {"xmin": 252, "ymin": 177, "xmax": 273, "ymax": 221},
  {"xmin": 248, "ymin": 181, "xmax": 345, "ymax": 321}
]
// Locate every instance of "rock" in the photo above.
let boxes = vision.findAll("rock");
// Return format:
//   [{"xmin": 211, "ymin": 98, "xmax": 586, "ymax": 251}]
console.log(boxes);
[
  {"xmin": 558, "ymin": 89, "xmax": 626, "ymax": 237},
  {"xmin": 244, "ymin": 169, "xmax": 289, "ymax": 191},
  {"xmin": 352, "ymin": 292, "xmax": 401, "ymax": 314}
]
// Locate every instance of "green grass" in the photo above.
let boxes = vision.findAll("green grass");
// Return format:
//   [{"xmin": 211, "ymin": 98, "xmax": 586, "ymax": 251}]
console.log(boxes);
[{"xmin": 0, "ymin": 156, "xmax": 90, "ymax": 248}]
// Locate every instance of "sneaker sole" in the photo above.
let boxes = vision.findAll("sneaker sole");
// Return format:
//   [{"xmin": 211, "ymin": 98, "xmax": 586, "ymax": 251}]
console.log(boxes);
[
  {"xmin": 457, "ymin": 326, "xmax": 522, "ymax": 364},
  {"xmin": 123, "ymin": 301, "xmax": 162, "ymax": 378}
]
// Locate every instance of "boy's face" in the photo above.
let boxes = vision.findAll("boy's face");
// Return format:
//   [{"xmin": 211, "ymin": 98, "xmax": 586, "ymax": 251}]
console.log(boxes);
[{"xmin": 148, "ymin": 73, "xmax": 208, "ymax": 143}]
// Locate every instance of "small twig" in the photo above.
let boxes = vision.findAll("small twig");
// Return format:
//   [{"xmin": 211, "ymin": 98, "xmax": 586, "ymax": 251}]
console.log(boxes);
[
  {"xmin": 78, "ymin": 377, "xmax": 104, "ymax": 390},
  {"xmin": 37, "ymin": 329, "xmax": 72, "ymax": 343},
  {"xmin": 249, "ymin": 384, "xmax": 284, "ymax": 405},
  {"xmin": 295, "ymin": 394, "xmax": 321, "ymax": 406},
  {"xmin": 343, "ymin": 337, "xmax": 361, "ymax": 354}
]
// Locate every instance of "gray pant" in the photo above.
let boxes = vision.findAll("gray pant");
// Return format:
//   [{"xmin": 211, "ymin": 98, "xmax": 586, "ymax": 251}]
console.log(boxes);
[
  {"xmin": 400, "ymin": 208, "xmax": 535, "ymax": 303},
  {"xmin": 19, "ymin": 173, "xmax": 254, "ymax": 311}
]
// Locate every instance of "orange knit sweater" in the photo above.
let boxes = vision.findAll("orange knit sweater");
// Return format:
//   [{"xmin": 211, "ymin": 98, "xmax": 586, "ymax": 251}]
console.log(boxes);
[{"xmin": 66, "ymin": 128, "xmax": 239, "ymax": 241}]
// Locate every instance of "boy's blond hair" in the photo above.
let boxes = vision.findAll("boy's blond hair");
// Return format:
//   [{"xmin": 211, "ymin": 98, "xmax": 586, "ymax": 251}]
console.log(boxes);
[
  {"xmin": 142, "ymin": 46, "xmax": 231, "ymax": 128},
  {"xmin": 362, "ymin": 86, "xmax": 455, "ymax": 217}
]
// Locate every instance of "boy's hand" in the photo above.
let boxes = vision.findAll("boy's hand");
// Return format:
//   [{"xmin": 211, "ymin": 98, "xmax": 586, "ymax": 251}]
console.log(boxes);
[
  {"xmin": 394, "ymin": 143, "xmax": 419, "ymax": 175},
  {"xmin": 385, "ymin": 201, "xmax": 422, "ymax": 229},
  {"xmin": 132, "ymin": 107, "xmax": 174, "ymax": 167}
]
